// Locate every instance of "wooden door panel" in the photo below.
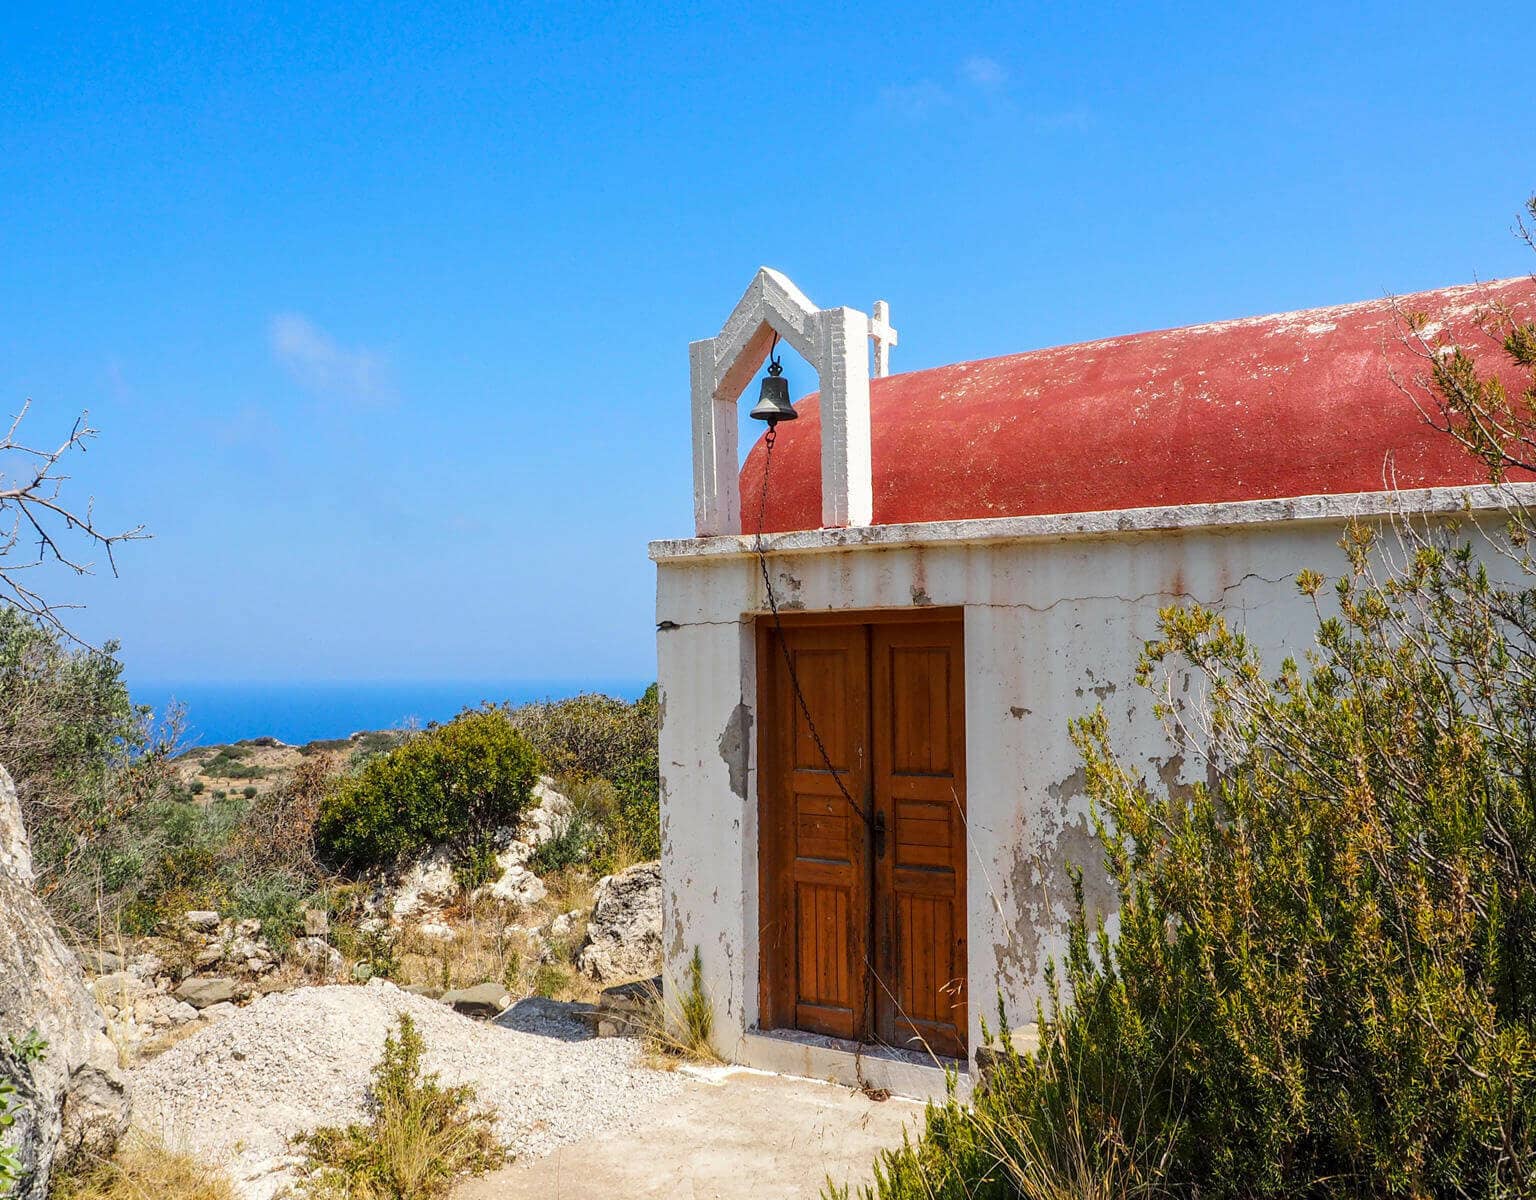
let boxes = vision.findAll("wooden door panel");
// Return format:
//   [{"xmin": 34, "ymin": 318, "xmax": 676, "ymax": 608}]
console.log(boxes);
[
  {"xmin": 872, "ymin": 620, "xmax": 968, "ymax": 1059},
  {"xmin": 759, "ymin": 612, "xmax": 965, "ymax": 1058},
  {"xmin": 888, "ymin": 646, "xmax": 955, "ymax": 775},
  {"xmin": 759, "ymin": 623, "xmax": 870, "ymax": 1041}
]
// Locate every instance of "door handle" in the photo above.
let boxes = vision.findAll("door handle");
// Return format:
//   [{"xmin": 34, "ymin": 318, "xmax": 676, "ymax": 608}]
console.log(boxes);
[{"xmin": 873, "ymin": 810, "xmax": 887, "ymax": 860}]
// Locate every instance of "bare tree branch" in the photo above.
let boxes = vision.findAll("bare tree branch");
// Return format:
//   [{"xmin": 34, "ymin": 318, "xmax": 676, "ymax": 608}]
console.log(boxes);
[{"xmin": 0, "ymin": 400, "xmax": 147, "ymax": 641}]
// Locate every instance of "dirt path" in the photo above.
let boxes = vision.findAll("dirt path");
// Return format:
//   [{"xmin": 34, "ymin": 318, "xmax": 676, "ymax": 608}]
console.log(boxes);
[{"xmin": 454, "ymin": 1066, "xmax": 919, "ymax": 1200}]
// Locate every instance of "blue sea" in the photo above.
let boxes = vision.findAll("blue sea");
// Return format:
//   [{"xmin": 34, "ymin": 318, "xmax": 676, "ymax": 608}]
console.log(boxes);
[{"xmin": 131, "ymin": 680, "xmax": 651, "ymax": 748}]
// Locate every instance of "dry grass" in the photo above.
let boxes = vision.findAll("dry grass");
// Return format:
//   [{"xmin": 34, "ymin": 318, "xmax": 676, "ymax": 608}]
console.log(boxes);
[
  {"xmin": 388, "ymin": 872, "xmax": 600, "ymax": 1004},
  {"xmin": 639, "ymin": 948, "xmax": 721, "ymax": 1067},
  {"xmin": 52, "ymin": 1133, "xmax": 237, "ymax": 1200},
  {"xmin": 134, "ymin": 1019, "xmax": 212, "ymax": 1062}
]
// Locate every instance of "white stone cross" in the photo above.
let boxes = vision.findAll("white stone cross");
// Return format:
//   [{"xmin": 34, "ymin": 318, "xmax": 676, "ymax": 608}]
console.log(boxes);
[{"xmin": 868, "ymin": 300, "xmax": 898, "ymax": 378}]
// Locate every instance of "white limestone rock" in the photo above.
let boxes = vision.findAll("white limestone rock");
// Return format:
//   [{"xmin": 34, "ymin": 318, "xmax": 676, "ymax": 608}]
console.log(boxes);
[
  {"xmin": 0, "ymin": 764, "xmax": 129, "ymax": 1199},
  {"xmin": 576, "ymin": 861, "xmax": 662, "ymax": 984},
  {"xmin": 288, "ymin": 938, "xmax": 343, "ymax": 978},
  {"xmin": 483, "ymin": 863, "xmax": 546, "ymax": 907}
]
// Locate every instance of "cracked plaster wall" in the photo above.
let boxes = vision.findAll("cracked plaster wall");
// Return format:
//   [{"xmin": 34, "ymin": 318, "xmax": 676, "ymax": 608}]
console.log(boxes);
[{"xmin": 655, "ymin": 514, "xmax": 1401, "ymax": 1064}]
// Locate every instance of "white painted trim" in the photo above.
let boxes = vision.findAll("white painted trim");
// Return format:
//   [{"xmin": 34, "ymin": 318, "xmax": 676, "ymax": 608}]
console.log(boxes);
[
  {"xmin": 652, "ymin": 483, "xmax": 1536, "ymax": 563},
  {"xmin": 690, "ymin": 268, "xmax": 874, "ymax": 536}
]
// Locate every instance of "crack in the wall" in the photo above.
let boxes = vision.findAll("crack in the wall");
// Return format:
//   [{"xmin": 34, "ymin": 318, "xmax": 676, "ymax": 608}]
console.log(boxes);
[
  {"xmin": 659, "ymin": 572, "xmax": 1293, "ymax": 630},
  {"xmin": 979, "ymin": 571, "xmax": 1293, "ymax": 616}
]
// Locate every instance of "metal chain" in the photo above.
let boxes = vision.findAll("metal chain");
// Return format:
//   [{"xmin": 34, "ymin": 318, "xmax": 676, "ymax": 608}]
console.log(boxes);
[{"xmin": 754, "ymin": 428, "xmax": 871, "ymax": 831}]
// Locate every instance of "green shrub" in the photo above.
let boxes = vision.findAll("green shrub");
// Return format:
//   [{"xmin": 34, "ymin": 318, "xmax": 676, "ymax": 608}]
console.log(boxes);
[
  {"xmin": 510, "ymin": 686, "xmax": 656, "ymax": 783},
  {"xmin": 300, "ymin": 738, "xmax": 353, "ymax": 756},
  {"xmin": 855, "ymin": 532, "xmax": 1536, "ymax": 1198},
  {"xmin": 348, "ymin": 730, "xmax": 410, "ymax": 764},
  {"xmin": 510, "ymin": 685, "xmax": 660, "ymax": 866},
  {"xmin": 611, "ymin": 745, "xmax": 660, "ymax": 861},
  {"xmin": 0, "ymin": 608, "xmax": 179, "ymax": 934},
  {"xmin": 0, "ymin": 1074, "xmax": 20, "ymax": 1195},
  {"xmin": 188, "ymin": 779, "xmax": 205, "ymax": 796},
  {"xmin": 316, "ymin": 708, "xmax": 538, "ymax": 876},
  {"xmin": 292, "ymin": 1014, "xmax": 506, "ymax": 1200},
  {"xmin": 851, "ymin": 274, "xmax": 1536, "ymax": 1198},
  {"xmin": 229, "ymin": 874, "xmax": 306, "ymax": 953},
  {"xmin": 526, "ymin": 811, "xmax": 596, "ymax": 876}
]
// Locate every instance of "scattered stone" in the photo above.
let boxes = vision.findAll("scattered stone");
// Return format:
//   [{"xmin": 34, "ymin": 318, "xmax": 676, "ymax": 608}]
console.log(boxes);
[
  {"xmin": 974, "ymin": 1024, "xmax": 1042, "ymax": 1078},
  {"xmin": 600, "ymin": 977, "xmax": 661, "ymax": 1015},
  {"xmin": 576, "ymin": 861, "xmax": 662, "ymax": 983},
  {"xmin": 125, "ymin": 951, "xmax": 166, "ymax": 982},
  {"xmin": 288, "ymin": 938, "xmax": 342, "ymax": 977},
  {"xmin": 174, "ymin": 976, "xmax": 239, "ymax": 1010},
  {"xmin": 75, "ymin": 947, "xmax": 122, "ymax": 976},
  {"xmin": 501, "ymin": 995, "xmax": 592, "ymax": 1025},
  {"xmin": 90, "ymin": 972, "xmax": 149, "ymax": 1009},
  {"xmin": 194, "ymin": 945, "xmax": 225, "ymax": 968},
  {"xmin": 388, "ymin": 848, "xmax": 458, "ymax": 924},
  {"xmin": 351, "ymin": 962, "xmax": 374, "ymax": 984},
  {"xmin": 199, "ymin": 1002, "xmax": 239, "ymax": 1023},
  {"xmin": 0, "ymin": 762, "xmax": 129, "ymax": 1199},
  {"xmin": 302, "ymin": 909, "xmax": 329, "ymax": 937},
  {"xmin": 440, "ymin": 983, "xmax": 510, "ymax": 1018},
  {"xmin": 169, "ymin": 1001, "xmax": 200, "ymax": 1025},
  {"xmin": 484, "ymin": 862, "xmax": 547, "ymax": 907},
  {"xmin": 400, "ymin": 984, "xmax": 444, "ymax": 1000},
  {"xmin": 368, "ymin": 778, "xmax": 568, "ymax": 930},
  {"xmin": 415, "ymin": 921, "xmax": 456, "ymax": 941},
  {"xmin": 519, "ymin": 779, "xmax": 573, "ymax": 845},
  {"xmin": 582, "ymin": 977, "xmax": 660, "ymax": 1038},
  {"xmin": 184, "ymin": 911, "xmax": 220, "ymax": 933}
]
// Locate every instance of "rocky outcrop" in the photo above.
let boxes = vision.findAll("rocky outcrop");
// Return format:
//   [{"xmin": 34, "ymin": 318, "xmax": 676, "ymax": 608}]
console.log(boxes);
[
  {"xmin": 368, "ymin": 778, "xmax": 570, "ymax": 934},
  {"xmin": 0, "ymin": 764, "xmax": 129, "ymax": 1199},
  {"xmin": 576, "ymin": 861, "xmax": 662, "ymax": 983},
  {"xmin": 88, "ymin": 909, "xmax": 336, "ymax": 1058}
]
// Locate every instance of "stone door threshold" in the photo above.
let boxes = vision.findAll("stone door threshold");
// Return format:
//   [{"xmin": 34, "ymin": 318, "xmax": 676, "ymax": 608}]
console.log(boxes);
[{"xmin": 734, "ymin": 1027, "xmax": 972, "ymax": 1103}]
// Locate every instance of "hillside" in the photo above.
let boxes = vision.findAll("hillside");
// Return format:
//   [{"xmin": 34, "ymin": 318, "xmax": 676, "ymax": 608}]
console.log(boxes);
[{"xmin": 172, "ymin": 731, "xmax": 411, "ymax": 800}]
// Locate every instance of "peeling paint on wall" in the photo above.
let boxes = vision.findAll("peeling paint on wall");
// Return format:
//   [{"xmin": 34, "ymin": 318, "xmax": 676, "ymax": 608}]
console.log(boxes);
[
  {"xmin": 652, "ymin": 503, "xmax": 1487, "ymax": 1069},
  {"xmin": 718, "ymin": 702, "xmax": 753, "ymax": 799}
]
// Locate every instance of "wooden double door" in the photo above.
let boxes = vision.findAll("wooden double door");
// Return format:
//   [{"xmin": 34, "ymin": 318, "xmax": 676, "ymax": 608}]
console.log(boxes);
[{"xmin": 757, "ymin": 611, "xmax": 968, "ymax": 1058}]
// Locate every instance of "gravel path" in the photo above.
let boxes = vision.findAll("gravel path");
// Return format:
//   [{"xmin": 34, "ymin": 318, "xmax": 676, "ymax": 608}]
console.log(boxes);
[{"xmin": 130, "ymin": 981, "xmax": 683, "ymax": 1199}]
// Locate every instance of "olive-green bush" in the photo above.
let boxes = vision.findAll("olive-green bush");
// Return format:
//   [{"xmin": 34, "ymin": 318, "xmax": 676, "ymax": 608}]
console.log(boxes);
[
  {"xmin": 315, "ymin": 707, "xmax": 538, "ymax": 875},
  {"xmin": 846, "ymin": 211, "xmax": 1536, "ymax": 1200},
  {"xmin": 0, "ymin": 607, "xmax": 183, "ymax": 936},
  {"xmin": 510, "ymin": 685, "xmax": 659, "ymax": 864}
]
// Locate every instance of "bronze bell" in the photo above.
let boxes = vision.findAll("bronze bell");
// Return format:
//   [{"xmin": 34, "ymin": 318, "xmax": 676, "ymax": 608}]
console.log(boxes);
[{"xmin": 749, "ymin": 357, "xmax": 797, "ymax": 426}]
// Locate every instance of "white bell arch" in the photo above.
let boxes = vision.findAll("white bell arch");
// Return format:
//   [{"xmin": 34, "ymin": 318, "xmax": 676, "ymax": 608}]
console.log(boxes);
[{"xmin": 690, "ymin": 268, "xmax": 894, "ymax": 536}]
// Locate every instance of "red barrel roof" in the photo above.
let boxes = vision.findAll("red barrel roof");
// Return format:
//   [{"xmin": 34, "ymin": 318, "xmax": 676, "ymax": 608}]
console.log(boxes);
[{"xmin": 740, "ymin": 277, "xmax": 1536, "ymax": 533}]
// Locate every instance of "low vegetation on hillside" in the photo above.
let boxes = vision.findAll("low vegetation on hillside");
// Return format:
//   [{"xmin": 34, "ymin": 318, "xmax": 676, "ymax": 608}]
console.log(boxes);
[
  {"xmin": 0, "ymin": 600, "xmax": 659, "ymax": 1000},
  {"xmin": 844, "ymin": 209, "xmax": 1536, "ymax": 1200},
  {"xmin": 511, "ymin": 687, "xmax": 662, "ymax": 864}
]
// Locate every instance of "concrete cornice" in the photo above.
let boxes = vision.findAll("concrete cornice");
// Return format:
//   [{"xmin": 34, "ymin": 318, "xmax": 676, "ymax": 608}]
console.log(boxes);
[{"xmin": 648, "ymin": 483, "xmax": 1536, "ymax": 564}]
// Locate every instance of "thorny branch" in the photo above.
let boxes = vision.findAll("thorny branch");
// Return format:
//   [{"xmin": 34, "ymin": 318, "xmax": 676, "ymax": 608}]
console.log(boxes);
[{"xmin": 0, "ymin": 400, "xmax": 146, "ymax": 640}]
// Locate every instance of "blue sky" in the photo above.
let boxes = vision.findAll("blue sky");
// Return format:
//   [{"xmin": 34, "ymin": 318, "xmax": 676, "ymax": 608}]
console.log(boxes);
[{"xmin": 1, "ymin": 1, "xmax": 1531, "ymax": 686}]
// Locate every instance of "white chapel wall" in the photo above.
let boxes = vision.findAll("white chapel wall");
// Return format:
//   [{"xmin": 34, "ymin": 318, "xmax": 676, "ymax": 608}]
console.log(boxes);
[{"xmin": 652, "ymin": 504, "xmax": 1504, "ymax": 1063}]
